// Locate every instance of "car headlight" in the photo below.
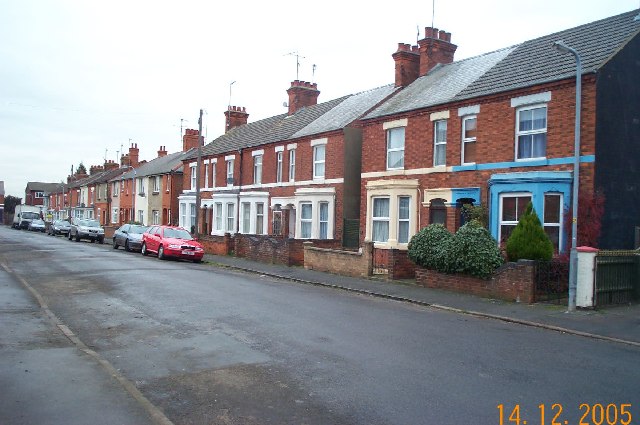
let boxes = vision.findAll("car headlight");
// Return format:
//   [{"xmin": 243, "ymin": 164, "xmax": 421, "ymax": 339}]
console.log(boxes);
[{"xmin": 195, "ymin": 247, "xmax": 203, "ymax": 251}]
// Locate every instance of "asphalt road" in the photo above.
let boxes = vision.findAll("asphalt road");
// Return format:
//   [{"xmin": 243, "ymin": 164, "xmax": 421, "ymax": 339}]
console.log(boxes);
[{"xmin": 1, "ymin": 226, "xmax": 639, "ymax": 425}]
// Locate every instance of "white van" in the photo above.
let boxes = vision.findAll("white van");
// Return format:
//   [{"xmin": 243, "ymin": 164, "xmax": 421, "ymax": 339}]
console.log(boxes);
[{"xmin": 12, "ymin": 205, "xmax": 42, "ymax": 229}]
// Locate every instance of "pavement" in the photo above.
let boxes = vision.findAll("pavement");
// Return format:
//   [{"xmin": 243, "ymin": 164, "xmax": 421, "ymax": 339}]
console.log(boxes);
[{"xmin": 202, "ymin": 253, "xmax": 640, "ymax": 347}]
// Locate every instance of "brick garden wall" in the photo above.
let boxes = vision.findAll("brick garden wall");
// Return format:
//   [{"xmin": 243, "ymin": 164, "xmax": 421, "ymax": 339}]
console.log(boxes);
[
  {"xmin": 414, "ymin": 260, "xmax": 536, "ymax": 303},
  {"xmin": 304, "ymin": 242, "xmax": 373, "ymax": 278},
  {"xmin": 200, "ymin": 234, "xmax": 234, "ymax": 256}
]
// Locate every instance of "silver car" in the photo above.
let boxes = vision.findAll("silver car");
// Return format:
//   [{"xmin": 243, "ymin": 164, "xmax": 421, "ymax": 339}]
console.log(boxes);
[
  {"xmin": 113, "ymin": 224, "xmax": 149, "ymax": 252},
  {"xmin": 28, "ymin": 219, "xmax": 46, "ymax": 232},
  {"xmin": 68, "ymin": 218, "xmax": 105, "ymax": 244},
  {"xmin": 48, "ymin": 219, "xmax": 71, "ymax": 236}
]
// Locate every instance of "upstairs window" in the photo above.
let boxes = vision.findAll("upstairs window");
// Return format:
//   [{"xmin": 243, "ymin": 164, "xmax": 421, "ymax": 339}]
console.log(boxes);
[
  {"xmin": 226, "ymin": 160, "xmax": 234, "ymax": 184},
  {"xmin": 516, "ymin": 106, "xmax": 547, "ymax": 159},
  {"xmin": 190, "ymin": 165, "xmax": 196, "ymax": 190},
  {"xmin": 253, "ymin": 155, "xmax": 263, "ymax": 184},
  {"xmin": 462, "ymin": 116, "xmax": 477, "ymax": 164},
  {"xmin": 434, "ymin": 120, "xmax": 447, "ymax": 166},
  {"xmin": 153, "ymin": 176, "xmax": 160, "ymax": 193},
  {"xmin": 386, "ymin": 127, "xmax": 405, "ymax": 170},
  {"xmin": 276, "ymin": 151, "xmax": 283, "ymax": 183},
  {"xmin": 313, "ymin": 145, "xmax": 325, "ymax": 179},
  {"xmin": 288, "ymin": 149, "xmax": 296, "ymax": 182}
]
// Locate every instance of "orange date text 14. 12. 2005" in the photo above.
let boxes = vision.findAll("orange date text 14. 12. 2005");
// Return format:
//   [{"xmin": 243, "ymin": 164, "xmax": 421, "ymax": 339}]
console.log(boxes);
[{"xmin": 497, "ymin": 403, "xmax": 633, "ymax": 425}]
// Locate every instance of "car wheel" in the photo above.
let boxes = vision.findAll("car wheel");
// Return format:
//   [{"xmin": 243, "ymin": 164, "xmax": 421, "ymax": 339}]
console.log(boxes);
[
  {"xmin": 113, "ymin": 239, "xmax": 118, "ymax": 249},
  {"xmin": 75, "ymin": 233, "xmax": 80, "ymax": 242},
  {"xmin": 158, "ymin": 246, "xmax": 165, "ymax": 260},
  {"xmin": 124, "ymin": 240, "xmax": 131, "ymax": 252},
  {"xmin": 141, "ymin": 243, "xmax": 148, "ymax": 256}
]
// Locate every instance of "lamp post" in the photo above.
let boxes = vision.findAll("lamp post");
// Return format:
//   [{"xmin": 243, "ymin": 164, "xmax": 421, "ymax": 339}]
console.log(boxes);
[{"xmin": 553, "ymin": 40, "xmax": 581, "ymax": 312}]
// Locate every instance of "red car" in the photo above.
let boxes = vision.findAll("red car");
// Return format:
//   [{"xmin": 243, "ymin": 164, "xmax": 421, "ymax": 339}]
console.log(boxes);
[{"xmin": 141, "ymin": 225, "xmax": 205, "ymax": 263}]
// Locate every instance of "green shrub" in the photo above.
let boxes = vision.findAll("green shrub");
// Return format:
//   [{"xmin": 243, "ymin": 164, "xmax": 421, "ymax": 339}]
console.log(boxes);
[
  {"xmin": 408, "ymin": 224, "xmax": 453, "ymax": 272},
  {"xmin": 446, "ymin": 221, "xmax": 504, "ymax": 279},
  {"xmin": 505, "ymin": 202, "xmax": 554, "ymax": 262}
]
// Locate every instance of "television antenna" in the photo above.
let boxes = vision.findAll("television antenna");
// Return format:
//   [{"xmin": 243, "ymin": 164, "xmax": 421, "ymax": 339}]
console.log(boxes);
[{"xmin": 285, "ymin": 51, "xmax": 305, "ymax": 80}]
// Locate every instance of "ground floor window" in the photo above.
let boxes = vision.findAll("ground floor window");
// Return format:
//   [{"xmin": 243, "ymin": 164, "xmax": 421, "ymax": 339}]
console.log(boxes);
[
  {"xmin": 300, "ymin": 203, "xmax": 312, "ymax": 239},
  {"xmin": 226, "ymin": 203, "xmax": 235, "ymax": 232},
  {"xmin": 272, "ymin": 210, "xmax": 282, "ymax": 236},
  {"xmin": 372, "ymin": 197, "xmax": 390, "ymax": 242},
  {"xmin": 180, "ymin": 204, "xmax": 186, "ymax": 228},
  {"xmin": 499, "ymin": 193, "xmax": 532, "ymax": 244},
  {"xmin": 543, "ymin": 193, "xmax": 563, "ymax": 252},
  {"xmin": 152, "ymin": 210, "xmax": 159, "ymax": 225},
  {"xmin": 112, "ymin": 208, "xmax": 118, "ymax": 224},
  {"xmin": 319, "ymin": 202, "xmax": 328, "ymax": 239},
  {"xmin": 256, "ymin": 203, "xmax": 265, "ymax": 235},
  {"xmin": 214, "ymin": 203, "xmax": 223, "ymax": 231},
  {"xmin": 398, "ymin": 196, "xmax": 410, "ymax": 243},
  {"xmin": 429, "ymin": 199, "xmax": 447, "ymax": 226},
  {"xmin": 242, "ymin": 202, "xmax": 251, "ymax": 233}
]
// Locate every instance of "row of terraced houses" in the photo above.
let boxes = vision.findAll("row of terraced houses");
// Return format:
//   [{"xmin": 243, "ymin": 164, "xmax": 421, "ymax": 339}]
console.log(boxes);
[{"xmin": 35, "ymin": 11, "xmax": 639, "ymax": 275}]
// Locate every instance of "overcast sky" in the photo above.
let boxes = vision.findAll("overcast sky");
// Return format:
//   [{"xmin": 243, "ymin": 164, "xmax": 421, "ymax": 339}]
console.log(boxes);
[{"xmin": 1, "ymin": 0, "xmax": 638, "ymax": 198}]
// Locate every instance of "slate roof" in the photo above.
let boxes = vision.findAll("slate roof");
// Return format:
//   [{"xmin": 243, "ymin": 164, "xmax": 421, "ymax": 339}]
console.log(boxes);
[
  {"xmin": 366, "ymin": 9, "xmax": 640, "ymax": 119},
  {"xmin": 184, "ymin": 84, "xmax": 397, "ymax": 160},
  {"xmin": 119, "ymin": 150, "xmax": 189, "ymax": 180},
  {"xmin": 25, "ymin": 182, "xmax": 60, "ymax": 194}
]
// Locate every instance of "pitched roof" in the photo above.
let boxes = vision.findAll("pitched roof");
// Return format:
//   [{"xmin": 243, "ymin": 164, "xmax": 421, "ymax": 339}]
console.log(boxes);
[
  {"xmin": 366, "ymin": 9, "xmax": 640, "ymax": 119},
  {"xmin": 25, "ymin": 182, "xmax": 61, "ymax": 194},
  {"xmin": 119, "ymin": 150, "xmax": 189, "ymax": 180},
  {"xmin": 184, "ymin": 84, "xmax": 397, "ymax": 160}
]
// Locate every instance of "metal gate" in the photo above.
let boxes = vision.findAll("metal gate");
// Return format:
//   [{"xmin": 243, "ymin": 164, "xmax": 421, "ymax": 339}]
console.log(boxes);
[
  {"xmin": 534, "ymin": 259, "xmax": 569, "ymax": 304},
  {"xmin": 595, "ymin": 251, "xmax": 639, "ymax": 307}
]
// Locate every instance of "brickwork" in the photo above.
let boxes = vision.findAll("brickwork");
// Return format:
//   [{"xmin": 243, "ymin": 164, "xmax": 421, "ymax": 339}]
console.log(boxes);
[
  {"xmin": 304, "ymin": 242, "xmax": 374, "ymax": 278},
  {"xmin": 200, "ymin": 233, "xmax": 234, "ymax": 256},
  {"xmin": 387, "ymin": 249, "xmax": 416, "ymax": 279},
  {"xmin": 360, "ymin": 79, "xmax": 598, "ymax": 244},
  {"xmin": 415, "ymin": 260, "xmax": 536, "ymax": 303}
]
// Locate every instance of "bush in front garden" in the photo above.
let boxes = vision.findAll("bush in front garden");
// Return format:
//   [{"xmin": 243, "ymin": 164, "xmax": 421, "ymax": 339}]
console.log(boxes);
[
  {"xmin": 505, "ymin": 202, "xmax": 554, "ymax": 262},
  {"xmin": 408, "ymin": 224, "xmax": 453, "ymax": 272},
  {"xmin": 446, "ymin": 221, "xmax": 504, "ymax": 279}
]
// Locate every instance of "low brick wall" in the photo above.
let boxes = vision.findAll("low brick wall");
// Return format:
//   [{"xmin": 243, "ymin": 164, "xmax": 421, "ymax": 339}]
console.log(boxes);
[
  {"xmin": 200, "ymin": 234, "xmax": 234, "ymax": 256},
  {"xmin": 387, "ymin": 249, "xmax": 416, "ymax": 279},
  {"xmin": 415, "ymin": 260, "xmax": 536, "ymax": 303},
  {"xmin": 304, "ymin": 242, "xmax": 373, "ymax": 278}
]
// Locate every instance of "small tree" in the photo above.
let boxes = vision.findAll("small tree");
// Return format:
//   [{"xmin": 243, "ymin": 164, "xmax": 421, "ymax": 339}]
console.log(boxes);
[
  {"xmin": 408, "ymin": 224, "xmax": 452, "ymax": 272},
  {"xmin": 461, "ymin": 203, "xmax": 489, "ymax": 229},
  {"xmin": 446, "ymin": 221, "xmax": 504, "ymax": 279},
  {"xmin": 505, "ymin": 202, "xmax": 553, "ymax": 262}
]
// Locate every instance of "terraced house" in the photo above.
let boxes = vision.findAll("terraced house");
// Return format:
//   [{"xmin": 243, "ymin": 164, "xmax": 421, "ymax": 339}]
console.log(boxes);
[
  {"xmin": 360, "ymin": 9, "xmax": 640, "ymax": 260},
  {"xmin": 179, "ymin": 80, "xmax": 396, "ymax": 258}
]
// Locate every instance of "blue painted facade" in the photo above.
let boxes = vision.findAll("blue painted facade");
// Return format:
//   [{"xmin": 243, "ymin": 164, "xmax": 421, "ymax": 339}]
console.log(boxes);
[{"xmin": 488, "ymin": 171, "xmax": 572, "ymax": 252}]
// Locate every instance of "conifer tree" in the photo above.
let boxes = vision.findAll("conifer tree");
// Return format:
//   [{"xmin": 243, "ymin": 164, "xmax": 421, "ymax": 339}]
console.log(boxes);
[{"xmin": 505, "ymin": 202, "xmax": 554, "ymax": 261}]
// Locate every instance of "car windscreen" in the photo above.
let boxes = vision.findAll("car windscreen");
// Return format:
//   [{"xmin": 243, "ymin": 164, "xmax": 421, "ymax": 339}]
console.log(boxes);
[
  {"xmin": 131, "ymin": 226, "xmax": 149, "ymax": 234},
  {"xmin": 163, "ymin": 228, "xmax": 193, "ymax": 240},
  {"xmin": 23, "ymin": 212, "xmax": 40, "ymax": 219},
  {"xmin": 85, "ymin": 220, "xmax": 101, "ymax": 227}
]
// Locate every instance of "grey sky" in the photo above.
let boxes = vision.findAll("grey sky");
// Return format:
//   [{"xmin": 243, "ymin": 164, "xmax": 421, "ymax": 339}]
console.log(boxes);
[{"xmin": 1, "ymin": 0, "xmax": 638, "ymax": 198}]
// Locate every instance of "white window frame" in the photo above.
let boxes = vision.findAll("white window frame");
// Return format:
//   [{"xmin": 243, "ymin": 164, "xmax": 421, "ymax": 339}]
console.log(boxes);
[
  {"xmin": 461, "ymin": 115, "xmax": 477, "ymax": 165},
  {"xmin": 214, "ymin": 203, "xmax": 223, "ymax": 231},
  {"xmin": 313, "ymin": 145, "xmax": 325, "ymax": 179},
  {"xmin": 386, "ymin": 127, "xmax": 405, "ymax": 170},
  {"xmin": 289, "ymin": 149, "xmax": 296, "ymax": 182},
  {"xmin": 180, "ymin": 203, "xmax": 186, "ymax": 228},
  {"xmin": 204, "ymin": 162, "xmax": 209, "ymax": 189},
  {"xmin": 190, "ymin": 165, "xmax": 197, "ymax": 190},
  {"xmin": 166, "ymin": 175, "xmax": 170, "ymax": 192},
  {"xmin": 300, "ymin": 202, "xmax": 312, "ymax": 239},
  {"xmin": 211, "ymin": 162, "xmax": 216, "ymax": 188},
  {"xmin": 515, "ymin": 104, "xmax": 547, "ymax": 160},
  {"xmin": 138, "ymin": 210, "xmax": 144, "ymax": 224},
  {"xmin": 152, "ymin": 210, "xmax": 160, "ymax": 225},
  {"xmin": 255, "ymin": 203, "xmax": 264, "ymax": 235},
  {"xmin": 372, "ymin": 197, "xmax": 390, "ymax": 243},
  {"xmin": 397, "ymin": 196, "xmax": 410, "ymax": 244},
  {"xmin": 111, "ymin": 208, "xmax": 118, "ymax": 224},
  {"xmin": 434, "ymin": 119, "xmax": 447, "ymax": 167},
  {"xmin": 226, "ymin": 203, "xmax": 235, "ymax": 232},
  {"xmin": 253, "ymin": 154, "xmax": 263, "ymax": 184},
  {"xmin": 241, "ymin": 202, "xmax": 251, "ymax": 233},
  {"xmin": 153, "ymin": 176, "xmax": 160, "ymax": 193},
  {"xmin": 498, "ymin": 192, "xmax": 532, "ymax": 244},
  {"xmin": 190, "ymin": 204, "xmax": 196, "ymax": 230},
  {"xmin": 276, "ymin": 151, "xmax": 283, "ymax": 183},
  {"xmin": 319, "ymin": 202, "xmax": 329, "ymax": 239},
  {"xmin": 543, "ymin": 193, "xmax": 563, "ymax": 252},
  {"xmin": 226, "ymin": 160, "xmax": 234, "ymax": 185}
]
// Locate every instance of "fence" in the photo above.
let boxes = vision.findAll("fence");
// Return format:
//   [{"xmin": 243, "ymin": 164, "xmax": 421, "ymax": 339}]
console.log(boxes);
[
  {"xmin": 595, "ymin": 250, "xmax": 639, "ymax": 306},
  {"xmin": 533, "ymin": 258, "xmax": 569, "ymax": 304}
]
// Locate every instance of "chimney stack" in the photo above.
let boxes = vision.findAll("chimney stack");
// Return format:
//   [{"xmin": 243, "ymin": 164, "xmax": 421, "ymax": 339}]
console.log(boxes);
[
  {"xmin": 286, "ymin": 80, "xmax": 320, "ymax": 115},
  {"xmin": 128, "ymin": 143, "xmax": 140, "ymax": 168},
  {"xmin": 183, "ymin": 129, "xmax": 201, "ymax": 152},
  {"xmin": 224, "ymin": 106, "xmax": 249, "ymax": 133},
  {"xmin": 392, "ymin": 43, "xmax": 421, "ymax": 87},
  {"xmin": 157, "ymin": 145, "xmax": 167, "ymax": 158},
  {"xmin": 104, "ymin": 160, "xmax": 119, "ymax": 171},
  {"xmin": 89, "ymin": 165, "xmax": 104, "ymax": 175},
  {"xmin": 417, "ymin": 27, "xmax": 457, "ymax": 76}
]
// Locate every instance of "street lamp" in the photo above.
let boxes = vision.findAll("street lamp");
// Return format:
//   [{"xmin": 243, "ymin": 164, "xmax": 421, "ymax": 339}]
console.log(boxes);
[{"xmin": 553, "ymin": 40, "xmax": 581, "ymax": 312}]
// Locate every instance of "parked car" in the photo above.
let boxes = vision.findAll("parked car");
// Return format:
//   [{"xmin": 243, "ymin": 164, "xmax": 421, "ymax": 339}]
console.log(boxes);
[
  {"xmin": 48, "ymin": 219, "xmax": 71, "ymax": 236},
  {"xmin": 141, "ymin": 225, "xmax": 204, "ymax": 263},
  {"xmin": 28, "ymin": 219, "xmax": 46, "ymax": 232},
  {"xmin": 113, "ymin": 224, "xmax": 149, "ymax": 252},
  {"xmin": 68, "ymin": 218, "xmax": 105, "ymax": 244}
]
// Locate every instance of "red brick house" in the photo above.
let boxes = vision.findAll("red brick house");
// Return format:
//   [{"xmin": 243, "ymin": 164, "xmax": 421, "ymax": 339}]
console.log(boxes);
[
  {"xmin": 179, "ymin": 80, "xmax": 396, "ymax": 255},
  {"xmin": 359, "ymin": 10, "xmax": 640, "ymax": 258}
]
